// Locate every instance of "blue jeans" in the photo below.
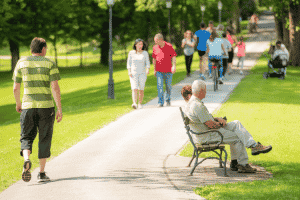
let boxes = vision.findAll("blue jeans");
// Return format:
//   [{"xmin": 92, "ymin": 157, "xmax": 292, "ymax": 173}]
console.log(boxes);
[
  {"xmin": 237, "ymin": 56, "xmax": 245, "ymax": 69},
  {"xmin": 156, "ymin": 71, "xmax": 173, "ymax": 105},
  {"xmin": 208, "ymin": 55, "xmax": 223, "ymax": 78}
]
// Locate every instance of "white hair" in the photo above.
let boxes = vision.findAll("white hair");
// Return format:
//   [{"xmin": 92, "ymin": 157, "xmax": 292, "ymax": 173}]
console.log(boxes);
[
  {"xmin": 154, "ymin": 33, "xmax": 164, "ymax": 40},
  {"xmin": 192, "ymin": 80, "xmax": 206, "ymax": 94}
]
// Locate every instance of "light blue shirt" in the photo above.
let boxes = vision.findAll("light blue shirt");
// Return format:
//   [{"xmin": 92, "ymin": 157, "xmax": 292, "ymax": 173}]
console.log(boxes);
[
  {"xmin": 221, "ymin": 38, "xmax": 231, "ymax": 58},
  {"xmin": 207, "ymin": 38, "xmax": 224, "ymax": 57}
]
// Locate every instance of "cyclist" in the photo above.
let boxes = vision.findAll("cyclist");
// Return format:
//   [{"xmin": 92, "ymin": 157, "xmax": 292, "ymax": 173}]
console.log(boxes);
[{"xmin": 206, "ymin": 31, "xmax": 227, "ymax": 84}]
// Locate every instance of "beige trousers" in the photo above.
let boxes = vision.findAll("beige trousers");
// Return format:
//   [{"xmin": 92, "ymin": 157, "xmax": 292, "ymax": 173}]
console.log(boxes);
[{"xmin": 206, "ymin": 120, "xmax": 257, "ymax": 165}]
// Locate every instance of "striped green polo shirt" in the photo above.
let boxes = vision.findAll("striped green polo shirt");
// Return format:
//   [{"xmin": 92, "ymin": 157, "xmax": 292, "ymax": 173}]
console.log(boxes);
[{"xmin": 12, "ymin": 56, "xmax": 61, "ymax": 109}]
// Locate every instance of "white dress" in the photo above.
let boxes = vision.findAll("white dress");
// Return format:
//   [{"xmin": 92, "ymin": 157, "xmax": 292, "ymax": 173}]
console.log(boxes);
[{"xmin": 127, "ymin": 50, "xmax": 150, "ymax": 90}]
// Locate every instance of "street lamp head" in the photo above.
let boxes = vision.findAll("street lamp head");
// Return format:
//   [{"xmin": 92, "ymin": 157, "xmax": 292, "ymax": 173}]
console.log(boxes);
[
  {"xmin": 107, "ymin": 0, "xmax": 114, "ymax": 6},
  {"xmin": 218, "ymin": 1, "xmax": 222, "ymax": 10},
  {"xmin": 201, "ymin": 5, "xmax": 205, "ymax": 12},
  {"xmin": 166, "ymin": 0, "xmax": 172, "ymax": 8}
]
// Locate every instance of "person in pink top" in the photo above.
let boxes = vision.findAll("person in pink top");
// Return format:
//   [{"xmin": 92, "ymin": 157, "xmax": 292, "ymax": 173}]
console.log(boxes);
[
  {"xmin": 236, "ymin": 36, "xmax": 246, "ymax": 75},
  {"xmin": 226, "ymin": 28, "xmax": 237, "ymax": 74}
]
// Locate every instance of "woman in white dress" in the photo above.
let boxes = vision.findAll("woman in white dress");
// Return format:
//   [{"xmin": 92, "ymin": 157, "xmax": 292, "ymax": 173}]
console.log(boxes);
[{"xmin": 127, "ymin": 38, "xmax": 150, "ymax": 109}]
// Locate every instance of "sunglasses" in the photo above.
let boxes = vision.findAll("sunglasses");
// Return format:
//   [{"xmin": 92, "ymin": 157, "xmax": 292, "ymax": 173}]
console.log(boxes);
[{"xmin": 135, "ymin": 38, "xmax": 143, "ymax": 43}]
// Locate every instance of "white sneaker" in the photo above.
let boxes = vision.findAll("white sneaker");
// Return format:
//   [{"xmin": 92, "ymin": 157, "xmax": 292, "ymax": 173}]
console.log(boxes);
[
  {"xmin": 138, "ymin": 104, "xmax": 142, "ymax": 109},
  {"xmin": 132, "ymin": 103, "xmax": 137, "ymax": 109}
]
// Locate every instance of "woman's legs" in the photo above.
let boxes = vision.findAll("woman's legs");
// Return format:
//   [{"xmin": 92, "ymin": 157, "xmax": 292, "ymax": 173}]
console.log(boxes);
[
  {"xmin": 138, "ymin": 90, "xmax": 144, "ymax": 104},
  {"xmin": 185, "ymin": 55, "xmax": 193, "ymax": 76},
  {"xmin": 132, "ymin": 89, "xmax": 138, "ymax": 106}
]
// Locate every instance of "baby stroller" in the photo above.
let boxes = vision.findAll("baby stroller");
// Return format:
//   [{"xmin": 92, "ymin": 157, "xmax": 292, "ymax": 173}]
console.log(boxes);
[{"xmin": 263, "ymin": 45, "xmax": 288, "ymax": 80}]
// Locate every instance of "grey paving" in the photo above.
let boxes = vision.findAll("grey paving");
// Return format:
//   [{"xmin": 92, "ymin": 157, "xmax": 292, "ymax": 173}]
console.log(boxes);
[{"xmin": 0, "ymin": 13, "xmax": 275, "ymax": 200}]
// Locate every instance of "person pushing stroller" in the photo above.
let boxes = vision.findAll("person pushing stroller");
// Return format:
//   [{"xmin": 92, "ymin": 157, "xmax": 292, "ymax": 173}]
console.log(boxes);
[{"xmin": 267, "ymin": 41, "xmax": 289, "ymax": 79}]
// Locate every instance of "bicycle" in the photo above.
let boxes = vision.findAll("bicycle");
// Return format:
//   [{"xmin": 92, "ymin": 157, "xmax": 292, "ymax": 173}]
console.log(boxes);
[{"xmin": 209, "ymin": 58, "xmax": 222, "ymax": 92}]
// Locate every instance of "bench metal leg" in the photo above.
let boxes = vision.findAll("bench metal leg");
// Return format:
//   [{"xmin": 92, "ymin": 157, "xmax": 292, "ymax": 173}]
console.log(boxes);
[
  {"xmin": 189, "ymin": 151, "xmax": 200, "ymax": 176},
  {"xmin": 187, "ymin": 150, "xmax": 196, "ymax": 167},
  {"xmin": 219, "ymin": 149, "xmax": 223, "ymax": 168}
]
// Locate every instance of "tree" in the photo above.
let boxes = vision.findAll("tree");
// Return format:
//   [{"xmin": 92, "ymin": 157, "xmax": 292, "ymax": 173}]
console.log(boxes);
[
  {"xmin": 263, "ymin": 0, "xmax": 300, "ymax": 66},
  {"xmin": 288, "ymin": 0, "xmax": 300, "ymax": 66}
]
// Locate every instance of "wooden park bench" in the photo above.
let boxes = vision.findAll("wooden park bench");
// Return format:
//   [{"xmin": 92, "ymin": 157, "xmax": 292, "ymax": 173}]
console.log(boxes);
[{"xmin": 179, "ymin": 107, "xmax": 228, "ymax": 176}]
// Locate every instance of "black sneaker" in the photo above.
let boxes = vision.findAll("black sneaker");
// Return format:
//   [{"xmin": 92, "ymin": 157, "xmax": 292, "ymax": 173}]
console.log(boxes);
[
  {"xmin": 230, "ymin": 160, "xmax": 238, "ymax": 171},
  {"xmin": 22, "ymin": 160, "xmax": 31, "ymax": 182},
  {"xmin": 37, "ymin": 172, "xmax": 50, "ymax": 183},
  {"xmin": 166, "ymin": 101, "xmax": 171, "ymax": 107}
]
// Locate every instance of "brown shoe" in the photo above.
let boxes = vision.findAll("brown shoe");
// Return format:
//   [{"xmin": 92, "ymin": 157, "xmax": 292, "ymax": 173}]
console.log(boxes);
[
  {"xmin": 237, "ymin": 164, "xmax": 257, "ymax": 173},
  {"xmin": 251, "ymin": 142, "xmax": 272, "ymax": 156}
]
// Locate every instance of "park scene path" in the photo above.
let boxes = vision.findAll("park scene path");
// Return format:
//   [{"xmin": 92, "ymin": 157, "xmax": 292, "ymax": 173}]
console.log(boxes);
[{"xmin": 0, "ymin": 12, "xmax": 275, "ymax": 200}]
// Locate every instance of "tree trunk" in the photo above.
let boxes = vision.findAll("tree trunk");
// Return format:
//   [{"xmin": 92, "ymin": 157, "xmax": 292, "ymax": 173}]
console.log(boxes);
[
  {"xmin": 274, "ymin": 14, "xmax": 283, "ymax": 42},
  {"xmin": 53, "ymin": 35, "xmax": 58, "ymax": 67},
  {"xmin": 289, "ymin": 1, "xmax": 300, "ymax": 66},
  {"xmin": 232, "ymin": 0, "xmax": 240, "ymax": 34},
  {"xmin": 9, "ymin": 39, "xmax": 20, "ymax": 72},
  {"xmin": 282, "ymin": 5, "xmax": 290, "ymax": 49},
  {"xmin": 80, "ymin": 39, "xmax": 83, "ymax": 68}
]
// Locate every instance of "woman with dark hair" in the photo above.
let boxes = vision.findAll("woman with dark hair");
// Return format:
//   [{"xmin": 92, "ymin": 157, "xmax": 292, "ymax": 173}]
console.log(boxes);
[
  {"xmin": 127, "ymin": 38, "xmax": 150, "ymax": 109},
  {"xmin": 226, "ymin": 28, "xmax": 237, "ymax": 74},
  {"xmin": 206, "ymin": 31, "xmax": 227, "ymax": 84},
  {"xmin": 181, "ymin": 85, "xmax": 192, "ymax": 102},
  {"xmin": 181, "ymin": 30, "xmax": 195, "ymax": 77}
]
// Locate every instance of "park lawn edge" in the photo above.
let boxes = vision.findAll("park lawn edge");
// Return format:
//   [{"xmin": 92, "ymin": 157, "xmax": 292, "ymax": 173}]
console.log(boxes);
[{"xmin": 179, "ymin": 51, "xmax": 300, "ymax": 199}]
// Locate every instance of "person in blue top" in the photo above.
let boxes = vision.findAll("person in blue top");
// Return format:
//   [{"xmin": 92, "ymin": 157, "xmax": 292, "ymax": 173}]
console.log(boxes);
[
  {"xmin": 194, "ymin": 22, "xmax": 211, "ymax": 80},
  {"xmin": 206, "ymin": 31, "xmax": 227, "ymax": 84}
]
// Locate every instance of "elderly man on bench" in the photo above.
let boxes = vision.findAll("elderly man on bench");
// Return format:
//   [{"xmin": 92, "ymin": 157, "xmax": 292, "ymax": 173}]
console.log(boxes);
[{"xmin": 183, "ymin": 80, "xmax": 272, "ymax": 173}]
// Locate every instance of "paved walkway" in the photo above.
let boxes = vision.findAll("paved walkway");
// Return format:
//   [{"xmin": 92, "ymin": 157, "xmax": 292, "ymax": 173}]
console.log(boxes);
[{"xmin": 0, "ymin": 13, "xmax": 275, "ymax": 200}]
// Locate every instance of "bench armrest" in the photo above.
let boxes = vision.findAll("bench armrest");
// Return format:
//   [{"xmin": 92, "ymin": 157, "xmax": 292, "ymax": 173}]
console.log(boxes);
[{"xmin": 190, "ymin": 129, "xmax": 224, "ymax": 146}]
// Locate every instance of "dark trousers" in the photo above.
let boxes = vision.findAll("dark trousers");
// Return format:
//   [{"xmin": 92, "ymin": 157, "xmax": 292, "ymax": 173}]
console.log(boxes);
[
  {"xmin": 20, "ymin": 108, "xmax": 55, "ymax": 159},
  {"xmin": 185, "ymin": 54, "xmax": 194, "ymax": 74},
  {"xmin": 222, "ymin": 58, "xmax": 228, "ymax": 76}
]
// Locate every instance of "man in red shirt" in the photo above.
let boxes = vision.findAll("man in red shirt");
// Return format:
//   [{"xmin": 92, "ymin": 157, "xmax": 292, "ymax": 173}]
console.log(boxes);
[{"xmin": 152, "ymin": 33, "xmax": 177, "ymax": 107}]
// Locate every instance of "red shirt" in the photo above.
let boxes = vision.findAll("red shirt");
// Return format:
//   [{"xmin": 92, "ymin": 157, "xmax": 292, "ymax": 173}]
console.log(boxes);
[{"xmin": 152, "ymin": 41, "xmax": 177, "ymax": 73}]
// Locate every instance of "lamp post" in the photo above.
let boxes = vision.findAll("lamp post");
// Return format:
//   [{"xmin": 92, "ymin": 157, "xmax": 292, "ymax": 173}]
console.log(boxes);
[
  {"xmin": 107, "ymin": 0, "xmax": 114, "ymax": 99},
  {"xmin": 166, "ymin": 0, "xmax": 172, "ymax": 43},
  {"xmin": 218, "ymin": 1, "xmax": 222, "ymax": 25},
  {"xmin": 201, "ymin": 5, "xmax": 205, "ymax": 23}
]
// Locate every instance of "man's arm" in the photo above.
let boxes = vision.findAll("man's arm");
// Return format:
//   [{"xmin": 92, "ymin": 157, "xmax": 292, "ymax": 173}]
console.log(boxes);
[
  {"xmin": 51, "ymin": 80, "xmax": 63, "ymax": 123},
  {"xmin": 153, "ymin": 58, "xmax": 157, "ymax": 77},
  {"xmin": 171, "ymin": 56, "xmax": 176, "ymax": 74},
  {"xmin": 13, "ymin": 82, "xmax": 22, "ymax": 113},
  {"xmin": 204, "ymin": 118, "xmax": 227, "ymax": 129}
]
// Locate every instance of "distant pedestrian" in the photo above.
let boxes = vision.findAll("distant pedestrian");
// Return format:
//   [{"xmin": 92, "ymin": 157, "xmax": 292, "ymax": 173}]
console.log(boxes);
[
  {"xmin": 152, "ymin": 33, "xmax": 177, "ymax": 107},
  {"xmin": 216, "ymin": 24, "xmax": 224, "ymax": 38},
  {"xmin": 127, "ymin": 38, "xmax": 150, "ymax": 109},
  {"xmin": 195, "ymin": 22, "xmax": 211, "ymax": 80},
  {"xmin": 181, "ymin": 30, "xmax": 196, "ymax": 77},
  {"xmin": 12, "ymin": 37, "xmax": 62, "ymax": 183},
  {"xmin": 206, "ymin": 31, "xmax": 227, "ymax": 84},
  {"xmin": 249, "ymin": 13, "xmax": 259, "ymax": 31},
  {"xmin": 236, "ymin": 36, "xmax": 246, "ymax": 75},
  {"xmin": 226, "ymin": 28, "xmax": 238, "ymax": 74},
  {"xmin": 206, "ymin": 21, "xmax": 215, "ymax": 33},
  {"xmin": 221, "ymin": 32, "xmax": 232, "ymax": 76}
]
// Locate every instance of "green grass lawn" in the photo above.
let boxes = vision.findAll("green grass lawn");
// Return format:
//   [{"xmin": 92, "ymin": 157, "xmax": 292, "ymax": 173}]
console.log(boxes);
[
  {"xmin": 180, "ymin": 52, "xmax": 300, "ymax": 199},
  {"xmin": 0, "ymin": 51, "xmax": 199, "ymax": 192}
]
